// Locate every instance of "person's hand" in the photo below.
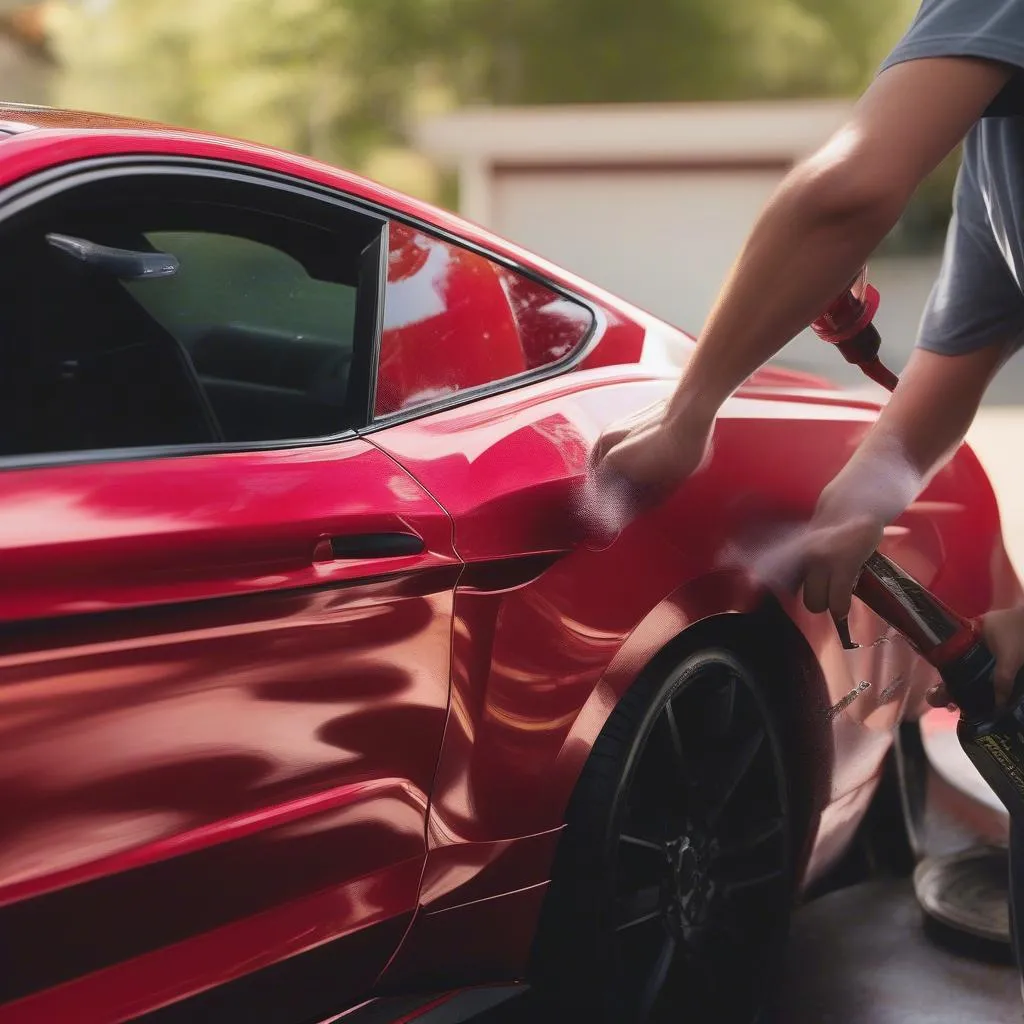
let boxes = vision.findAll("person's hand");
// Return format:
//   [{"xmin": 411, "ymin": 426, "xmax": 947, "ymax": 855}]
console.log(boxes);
[
  {"xmin": 579, "ymin": 401, "xmax": 713, "ymax": 549},
  {"xmin": 591, "ymin": 400, "xmax": 714, "ymax": 498},
  {"xmin": 742, "ymin": 500, "xmax": 884, "ymax": 620},
  {"xmin": 927, "ymin": 606, "xmax": 1024, "ymax": 711},
  {"xmin": 796, "ymin": 490, "xmax": 886, "ymax": 621}
]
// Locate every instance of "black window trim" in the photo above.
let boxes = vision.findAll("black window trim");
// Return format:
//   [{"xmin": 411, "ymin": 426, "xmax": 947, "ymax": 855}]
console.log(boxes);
[
  {"xmin": 0, "ymin": 154, "xmax": 606, "ymax": 469},
  {"xmin": 0, "ymin": 160, "xmax": 387, "ymax": 472}
]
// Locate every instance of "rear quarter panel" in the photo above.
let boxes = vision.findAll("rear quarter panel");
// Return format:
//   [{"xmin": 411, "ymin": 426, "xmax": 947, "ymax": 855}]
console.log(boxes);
[{"xmin": 370, "ymin": 365, "xmax": 1021, "ymax": 895}]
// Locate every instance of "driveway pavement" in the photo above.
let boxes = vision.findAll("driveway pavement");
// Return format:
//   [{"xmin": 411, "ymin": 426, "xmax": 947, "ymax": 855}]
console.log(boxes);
[{"xmin": 967, "ymin": 409, "xmax": 1024, "ymax": 572}]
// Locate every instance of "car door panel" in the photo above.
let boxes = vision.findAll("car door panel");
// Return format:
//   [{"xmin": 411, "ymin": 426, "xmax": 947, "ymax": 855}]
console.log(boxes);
[
  {"xmin": 0, "ymin": 440, "xmax": 457, "ymax": 1020},
  {"xmin": 0, "ymin": 440, "xmax": 455, "ymax": 619},
  {"xmin": 5, "ymin": 869, "xmax": 421, "ymax": 1024}
]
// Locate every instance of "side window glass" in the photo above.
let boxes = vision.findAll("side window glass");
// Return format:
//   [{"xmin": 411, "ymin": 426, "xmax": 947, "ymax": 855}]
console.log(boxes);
[
  {"xmin": 126, "ymin": 232, "xmax": 357, "ymax": 356},
  {"xmin": 0, "ymin": 199, "xmax": 366, "ymax": 461},
  {"xmin": 0, "ymin": 226, "xmax": 217, "ymax": 459},
  {"xmin": 376, "ymin": 222, "xmax": 593, "ymax": 416},
  {"xmin": 126, "ymin": 231, "xmax": 358, "ymax": 444}
]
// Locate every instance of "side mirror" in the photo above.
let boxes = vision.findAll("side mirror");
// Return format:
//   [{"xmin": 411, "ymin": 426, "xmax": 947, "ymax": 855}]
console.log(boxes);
[{"xmin": 46, "ymin": 232, "xmax": 179, "ymax": 280}]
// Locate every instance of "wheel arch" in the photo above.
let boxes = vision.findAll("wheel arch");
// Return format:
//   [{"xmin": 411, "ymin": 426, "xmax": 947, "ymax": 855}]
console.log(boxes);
[
  {"xmin": 551, "ymin": 584, "xmax": 833, "ymax": 886},
  {"xmin": 531, "ymin": 597, "xmax": 826, "ymax": 1018}
]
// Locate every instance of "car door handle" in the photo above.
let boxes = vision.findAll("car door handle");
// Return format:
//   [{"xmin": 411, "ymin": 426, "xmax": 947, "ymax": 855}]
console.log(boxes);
[{"xmin": 317, "ymin": 532, "xmax": 426, "ymax": 561}]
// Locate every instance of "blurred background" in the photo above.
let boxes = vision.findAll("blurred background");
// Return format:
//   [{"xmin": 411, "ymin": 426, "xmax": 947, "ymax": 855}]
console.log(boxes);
[
  {"xmin": 0, "ymin": 1, "xmax": 952, "ymax": 358},
  {"xmin": 1, "ymin": 0, "xmax": 1020, "ymax": 566},
  {"xmin": 0, "ymin": 2, "xmax": 939, "ymax": 208}
]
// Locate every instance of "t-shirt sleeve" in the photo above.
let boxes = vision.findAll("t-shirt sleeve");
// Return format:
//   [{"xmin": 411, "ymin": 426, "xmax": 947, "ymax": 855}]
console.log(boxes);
[
  {"xmin": 881, "ymin": 0, "xmax": 1024, "ymax": 77},
  {"xmin": 878, "ymin": 2, "xmax": 1024, "ymax": 355},
  {"xmin": 917, "ymin": 160, "xmax": 1024, "ymax": 356}
]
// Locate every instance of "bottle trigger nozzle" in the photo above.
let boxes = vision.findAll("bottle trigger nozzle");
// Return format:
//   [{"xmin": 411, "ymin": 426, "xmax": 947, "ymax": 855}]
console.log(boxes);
[{"xmin": 834, "ymin": 615, "xmax": 860, "ymax": 651}]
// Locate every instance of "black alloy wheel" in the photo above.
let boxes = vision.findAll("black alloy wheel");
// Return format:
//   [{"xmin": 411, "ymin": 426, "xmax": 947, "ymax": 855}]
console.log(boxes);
[{"xmin": 534, "ymin": 648, "xmax": 794, "ymax": 1024}]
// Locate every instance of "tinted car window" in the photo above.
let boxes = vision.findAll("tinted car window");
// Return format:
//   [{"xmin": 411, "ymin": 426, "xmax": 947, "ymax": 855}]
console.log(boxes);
[
  {"xmin": 126, "ymin": 232, "xmax": 357, "ymax": 354},
  {"xmin": 376, "ymin": 222, "xmax": 594, "ymax": 416},
  {"xmin": 0, "ymin": 198, "xmax": 366, "ymax": 460},
  {"xmin": 125, "ymin": 230, "xmax": 359, "ymax": 443},
  {"xmin": 0, "ymin": 226, "xmax": 218, "ymax": 458}
]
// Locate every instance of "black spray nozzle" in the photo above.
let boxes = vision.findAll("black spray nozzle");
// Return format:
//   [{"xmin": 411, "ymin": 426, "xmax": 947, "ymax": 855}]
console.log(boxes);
[{"xmin": 833, "ymin": 615, "xmax": 860, "ymax": 651}]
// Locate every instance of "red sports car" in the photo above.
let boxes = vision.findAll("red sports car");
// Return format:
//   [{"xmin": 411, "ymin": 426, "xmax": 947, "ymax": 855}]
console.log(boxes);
[{"xmin": 0, "ymin": 103, "xmax": 1017, "ymax": 1024}]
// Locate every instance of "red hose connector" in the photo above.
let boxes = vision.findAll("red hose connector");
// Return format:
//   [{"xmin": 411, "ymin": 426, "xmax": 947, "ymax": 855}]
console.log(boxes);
[
  {"xmin": 812, "ymin": 268, "xmax": 881, "ymax": 346},
  {"xmin": 811, "ymin": 268, "xmax": 899, "ymax": 394}
]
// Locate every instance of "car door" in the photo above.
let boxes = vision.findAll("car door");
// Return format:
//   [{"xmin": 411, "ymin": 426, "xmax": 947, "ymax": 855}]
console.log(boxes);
[{"xmin": 0, "ymin": 165, "xmax": 458, "ymax": 1024}]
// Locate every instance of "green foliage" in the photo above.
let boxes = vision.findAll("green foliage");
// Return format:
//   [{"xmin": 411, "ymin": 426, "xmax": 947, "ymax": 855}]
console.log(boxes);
[
  {"xmin": 46, "ymin": 0, "xmax": 928, "ymax": 206},
  {"xmin": 49, "ymin": 0, "xmax": 392, "ymax": 166},
  {"xmin": 441, "ymin": 0, "xmax": 918, "ymax": 105}
]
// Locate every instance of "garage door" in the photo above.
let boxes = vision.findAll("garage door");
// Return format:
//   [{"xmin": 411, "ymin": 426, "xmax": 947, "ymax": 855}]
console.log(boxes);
[{"xmin": 492, "ymin": 167, "xmax": 783, "ymax": 336}]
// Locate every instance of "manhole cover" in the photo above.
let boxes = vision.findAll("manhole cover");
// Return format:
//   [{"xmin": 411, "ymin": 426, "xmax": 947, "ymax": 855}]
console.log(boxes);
[{"xmin": 914, "ymin": 845, "xmax": 1010, "ymax": 946}]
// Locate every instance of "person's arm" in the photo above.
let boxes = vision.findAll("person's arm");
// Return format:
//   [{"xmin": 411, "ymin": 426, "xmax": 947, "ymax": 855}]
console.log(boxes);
[
  {"xmin": 798, "ymin": 343, "xmax": 1009, "ymax": 618},
  {"xmin": 663, "ymin": 56, "xmax": 1014, "ymax": 435}
]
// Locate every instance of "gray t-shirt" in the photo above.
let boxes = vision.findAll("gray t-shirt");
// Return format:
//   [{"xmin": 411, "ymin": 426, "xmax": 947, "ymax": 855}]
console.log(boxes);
[{"xmin": 880, "ymin": 1, "xmax": 1024, "ymax": 356}]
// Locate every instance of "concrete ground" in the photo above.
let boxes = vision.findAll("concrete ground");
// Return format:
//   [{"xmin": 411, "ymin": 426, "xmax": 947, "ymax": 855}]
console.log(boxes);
[
  {"xmin": 778, "ymin": 879, "xmax": 1022, "ymax": 1023},
  {"xmin": 443, "ymin": 759, "xmax": 1023, "ymax": 1023},
  {"xmin": 777, "ymin": 756, "xmax": 1020, "ymax": 1024}
]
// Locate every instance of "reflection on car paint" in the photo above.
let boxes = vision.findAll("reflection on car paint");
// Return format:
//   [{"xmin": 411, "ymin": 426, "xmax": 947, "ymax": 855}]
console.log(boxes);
[
  {"xmin": 377, "ymin": 223, "xmax": 593, "ymax": 417},
  {"xmin": 877, "ymin": 677, "xmax": 906, "ymax": 706}
]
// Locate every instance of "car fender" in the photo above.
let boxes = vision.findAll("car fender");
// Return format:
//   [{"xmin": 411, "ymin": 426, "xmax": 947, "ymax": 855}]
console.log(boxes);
[{"xmin": 546, "ymin": 568, "xmax": 835, "ymax": 845}]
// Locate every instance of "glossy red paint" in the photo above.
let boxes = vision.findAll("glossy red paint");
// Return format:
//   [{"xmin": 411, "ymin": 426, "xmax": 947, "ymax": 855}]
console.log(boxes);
[
  {"xmin": 0, "ymin": 439, "xmax": 456, "ymax": 621},
  {"xmin": 4, "ymin": 865, "xmax": 419, "ymax": 1024},
  {"xmin": 0, "ymin": 439, "xmax": 457, "ymax": 1019},
  {"xmin": 0, "ymin": 106, "xmax": 1019, "ymax": 1021},
  {"xmin": 412, "ymin": 830, "xmax": 563, "ymax": 933}
]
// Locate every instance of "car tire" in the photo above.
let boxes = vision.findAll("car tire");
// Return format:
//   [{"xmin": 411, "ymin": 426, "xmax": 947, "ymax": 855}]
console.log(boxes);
[{"xmin": 532, "ymin": 647, "xmax": 794, "ymax": 1024}]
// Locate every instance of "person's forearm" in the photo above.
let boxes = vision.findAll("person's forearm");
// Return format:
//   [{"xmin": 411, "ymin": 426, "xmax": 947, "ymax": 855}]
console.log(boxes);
[
  {"xmin": 662, "ymin": 57, "xmax": 1015, "ymax": 435},
  {"xmin": 665, "ymin": 166, "xmax": 903, "ymax": 428},
  {"xmin": 820, "ymin": 345, "xmax": 1008, "ymax": 525}
]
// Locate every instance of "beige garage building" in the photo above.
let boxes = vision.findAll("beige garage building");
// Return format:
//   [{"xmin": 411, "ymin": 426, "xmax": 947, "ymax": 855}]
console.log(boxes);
[
  {"xmin": 415, "ymin": 100, "xmax": 858, "ymax": 335},
  {"xmin": 415, "ymin": 99, "xmax": 942, "ymax": 380}
]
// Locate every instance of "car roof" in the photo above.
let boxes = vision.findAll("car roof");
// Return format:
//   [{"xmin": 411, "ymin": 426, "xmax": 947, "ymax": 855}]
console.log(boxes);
[{"xmin": 0, "ymin": 102, "xmax": 170, "ymax": 134}]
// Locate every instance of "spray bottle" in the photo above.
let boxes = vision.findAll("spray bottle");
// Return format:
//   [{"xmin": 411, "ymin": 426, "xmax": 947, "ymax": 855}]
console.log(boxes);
[{"xmin": 812, "ymin": 277, "xmax": 1024, "ymax": 815}]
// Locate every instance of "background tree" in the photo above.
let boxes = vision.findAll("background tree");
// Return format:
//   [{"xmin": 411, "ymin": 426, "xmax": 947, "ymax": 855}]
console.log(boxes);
[{"xmin": 46, "ymin": 0, "xmax": 943, "ymax": 244}]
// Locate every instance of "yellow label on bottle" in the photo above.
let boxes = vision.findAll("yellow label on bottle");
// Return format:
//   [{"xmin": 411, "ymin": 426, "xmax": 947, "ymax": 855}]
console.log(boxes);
[{"xmin": 974, "ymin": 733, "xmax": 1024, "ymax": 800}]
